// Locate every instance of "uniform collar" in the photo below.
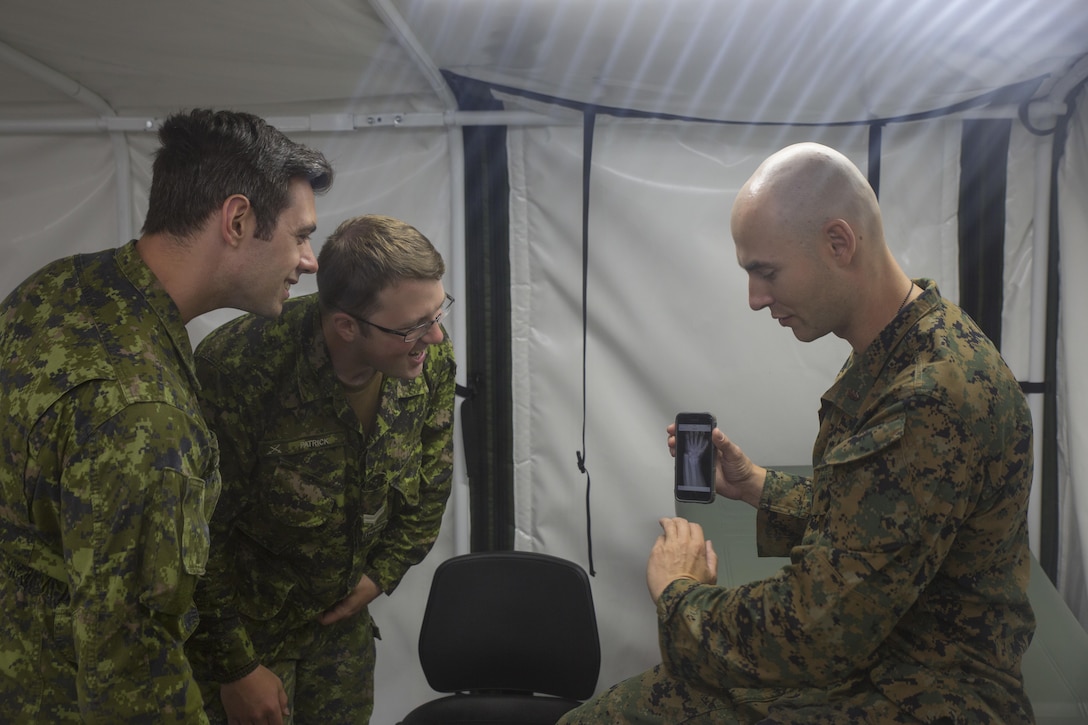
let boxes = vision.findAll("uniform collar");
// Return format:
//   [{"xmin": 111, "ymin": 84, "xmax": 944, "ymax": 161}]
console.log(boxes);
[
  {"xmin": 822, "ymin": 278, "xmax": 940, "ymax": 416},
  {"xmin": 118, "ymin": 239, "xmax": 198, "ymax": 382},
  {"xmin": 293, "ymin": 297, "xmax": 340, "ymax": 406}
]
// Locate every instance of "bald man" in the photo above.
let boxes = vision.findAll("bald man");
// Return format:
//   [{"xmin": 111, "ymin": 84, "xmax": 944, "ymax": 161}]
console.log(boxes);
[{"xmin": 560, "ymin": 143, "xmax": 1035, "ymax": 724}]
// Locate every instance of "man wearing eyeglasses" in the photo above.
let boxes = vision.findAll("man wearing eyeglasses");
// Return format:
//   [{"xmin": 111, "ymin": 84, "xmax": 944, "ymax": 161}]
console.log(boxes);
[{"xmin": 185, "ymin": 214, "xmax": 456, "ymax": 725}]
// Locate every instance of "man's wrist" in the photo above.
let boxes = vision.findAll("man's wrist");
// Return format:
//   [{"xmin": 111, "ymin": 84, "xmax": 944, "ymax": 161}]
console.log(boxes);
[
  {"xmin": 654, "ymin": 577, "xmax": 702, "ymax": 620},
  {"xmin": 221, "ymin": 659, "xmax": 261, "ymax": 684}
]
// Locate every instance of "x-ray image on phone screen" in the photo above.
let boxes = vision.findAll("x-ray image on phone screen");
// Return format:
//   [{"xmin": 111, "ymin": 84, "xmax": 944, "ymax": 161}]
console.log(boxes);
[{"xmin": 675, "ymin": 413, "xmax": 715, "ymax": 503}]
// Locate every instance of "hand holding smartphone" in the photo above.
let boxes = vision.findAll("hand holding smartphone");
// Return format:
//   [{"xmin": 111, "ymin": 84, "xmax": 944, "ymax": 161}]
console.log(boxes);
[{"xmin": 674, "ymin": 412, "xmax": 716, "ymax": 503}]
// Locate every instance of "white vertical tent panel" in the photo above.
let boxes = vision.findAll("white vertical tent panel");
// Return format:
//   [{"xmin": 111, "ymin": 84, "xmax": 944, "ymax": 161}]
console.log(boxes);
[
  {"xmin": 1005, "ymin": 123, "xmax": 1048, "ymax": 383},
  {"xmin": 1006, "ymin": 122, "xmax": 1054, "ymax": 558},
  {"xmin": 1057, "ymin": 89, "xmax": 1088, "ymax": 626},
  {"xmin": 509, "ymin": 117, "xmax": 962, "ymax": 692}
]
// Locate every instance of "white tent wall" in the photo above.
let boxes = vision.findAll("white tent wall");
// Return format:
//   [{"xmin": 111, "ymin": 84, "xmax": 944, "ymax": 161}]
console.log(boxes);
[
  {"xmin": 1058, "ymin": 87, "xmax": 1088, "ymax": 627},
  {"xmin": 0, "ymin": 134, "xmax": 120, "ymax": 294},
  {"xmin": 508, "ymin": 113, "xmax": 1062, "ymax": 695}
]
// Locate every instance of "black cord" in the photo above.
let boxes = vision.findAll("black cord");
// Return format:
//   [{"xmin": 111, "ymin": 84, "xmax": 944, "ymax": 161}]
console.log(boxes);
[
  {"xmin": 448, "ymin": 71, "xmax": 1050, "ymax": 129},
  {"xmin": 577, "ymin": 110, "xmax": 597, "ymax": 576}
]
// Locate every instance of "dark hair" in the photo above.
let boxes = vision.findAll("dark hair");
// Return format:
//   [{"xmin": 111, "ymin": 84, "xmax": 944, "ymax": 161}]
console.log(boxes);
[
  {"xmin": 141, "ymin": 109, "xmax": 333, "ymax": 240},
  {"xmin": 317, "ymin": 215, "xmax": 445, "ymax": 317}
]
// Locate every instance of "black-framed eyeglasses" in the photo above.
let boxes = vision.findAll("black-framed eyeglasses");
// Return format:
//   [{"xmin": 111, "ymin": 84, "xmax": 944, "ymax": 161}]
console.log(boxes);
[{"xmin": 341, "ymin": 293, "xmax": 454, "ymax": 343}]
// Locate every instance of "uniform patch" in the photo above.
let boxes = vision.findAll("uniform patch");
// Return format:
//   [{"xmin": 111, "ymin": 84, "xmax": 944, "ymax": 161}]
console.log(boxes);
[{"xmin": 260, "ymin": 433, "xmax": 346, "ymax": 456}]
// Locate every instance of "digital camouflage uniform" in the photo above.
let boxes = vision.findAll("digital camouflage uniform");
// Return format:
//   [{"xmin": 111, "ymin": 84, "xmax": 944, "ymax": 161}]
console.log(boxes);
[
  {"xmin": 561, "ymin": 280, "xmax": 1036, "ymax": 725},
  {"xmin": 185, "ymin": 294, "xmax": 455, "ymax": 724},
  {"xmin": 0, "ymin": 241, "xmax": 220, "ymax": 723}
]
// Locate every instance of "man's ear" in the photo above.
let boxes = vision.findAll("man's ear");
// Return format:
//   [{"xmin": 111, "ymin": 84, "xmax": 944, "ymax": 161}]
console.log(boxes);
[
  {"xmin": 220, "ymin": 194, "xmax": 253, "ymax": 248},
  {"xmin": 824, "ymin": 218, "xmax": 856, "ymax": 265},
  {"xmin": 330, "ymin": 310, "xmax": 359, "ymax": 342}
]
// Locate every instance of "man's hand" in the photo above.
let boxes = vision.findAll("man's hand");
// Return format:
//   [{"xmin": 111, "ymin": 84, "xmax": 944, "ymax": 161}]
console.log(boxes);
[
  {"xmin": 666, "ymin": 424, "xmax": 767, "ymax": 507},
  {"xmin": 219, "ymin": 665, "xmax": 289, "ymax": 725},
  {"xmin": 646, "ymin": 517, "xmax": 718, "ymax": 603},
  {"xmin": 317, "ymin": 574, "xmax": 382, "ymax": 625}
]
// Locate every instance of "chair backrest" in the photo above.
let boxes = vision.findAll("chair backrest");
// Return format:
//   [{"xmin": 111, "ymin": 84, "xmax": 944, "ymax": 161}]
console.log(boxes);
[{"xmin": 417, "ymin": 550, "xmax": 601, "ymax": 701}]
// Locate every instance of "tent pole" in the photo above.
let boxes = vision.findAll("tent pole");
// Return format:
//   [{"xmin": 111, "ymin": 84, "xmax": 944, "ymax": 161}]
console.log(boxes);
[
  {"xmin": 5, "ymin": 106, "xmax": 1052, "ymax": 136},
  {"xmin": 0, "ymin": 40, "xmax": 133, "ymax": 243},
  {"xmin": 0, "ymin": 110, "xmax": 570, "ymax": 135}
]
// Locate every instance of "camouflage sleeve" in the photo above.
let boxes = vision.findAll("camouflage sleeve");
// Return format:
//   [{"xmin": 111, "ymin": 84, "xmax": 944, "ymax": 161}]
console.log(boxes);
[
  {"xmin": 363, "ymin": 340, "xmax": 456, "ymax": 594},
  {"xmin": 62, "ymin": 397, "xmax": 214, "ymax": 723},
  {"xmin": 656, "ymin": 392, "xmax": 976, "ymax": 691},
  {"xmin": 186, "ymin": 355, "xmax": 262, "ymax": 682},
  {"xmin": 755, "ymin": 469, "xmax": 812, "ymax": 557}
]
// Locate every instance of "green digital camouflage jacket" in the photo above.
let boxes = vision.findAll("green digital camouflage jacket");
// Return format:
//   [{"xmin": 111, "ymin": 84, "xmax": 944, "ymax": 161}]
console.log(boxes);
[
  {"xmin": 187, "ymin": 294, "xmax": 455, "ymax": 682},
  {"xmin": 0, "ymin": 241, "xmax": 219, "ymax": 723},
  {"xmin": 656, "ymin": 279, "xmax": 1036, "ymax": 723}
]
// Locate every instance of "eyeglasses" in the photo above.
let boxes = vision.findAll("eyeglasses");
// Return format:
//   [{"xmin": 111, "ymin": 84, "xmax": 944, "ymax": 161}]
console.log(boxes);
[{"xmin": 341, "ymin": 293, "xmax": 454, "ymax": 343}]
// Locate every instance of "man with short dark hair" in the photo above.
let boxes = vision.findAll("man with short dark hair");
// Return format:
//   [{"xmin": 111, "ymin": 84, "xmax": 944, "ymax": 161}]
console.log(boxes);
[{"xmin": 0, "ymin": 108, "xmax": 333, "ymax": 723}]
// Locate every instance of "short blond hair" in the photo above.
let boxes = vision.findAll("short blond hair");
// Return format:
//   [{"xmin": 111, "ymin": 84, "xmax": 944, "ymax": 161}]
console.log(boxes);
[{"xmin": 316, "ymin": 214, "xmax": 445, "ymax": 317}]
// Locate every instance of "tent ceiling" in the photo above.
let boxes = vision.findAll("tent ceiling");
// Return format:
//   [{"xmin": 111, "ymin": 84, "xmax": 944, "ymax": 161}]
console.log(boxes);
[
  {"xmin": 396, "ymin": 0, "xmax": 1088, "ymax": 123},
  {"xmin": 1, "ymin": 0, "xmax": 1087, "ymax": 123},
  {"xmin": 0, "ymin": 0, "xmax": 440, "ymax": 118}
]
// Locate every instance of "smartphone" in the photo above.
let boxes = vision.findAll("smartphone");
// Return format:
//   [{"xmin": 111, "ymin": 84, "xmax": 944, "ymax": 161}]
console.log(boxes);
[{"xmin": 674, "ymin": 412, "xmax": 716, "ymax": 503}]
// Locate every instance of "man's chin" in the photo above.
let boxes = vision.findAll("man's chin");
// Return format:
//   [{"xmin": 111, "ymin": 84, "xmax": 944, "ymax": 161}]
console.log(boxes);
[
  {"xmin": 792, "ymin": 328, "xmax": 831, "ymax": 344},
  {"xmin": 251, "ymin": 300, "xmax": 285, "ymax": 319}
]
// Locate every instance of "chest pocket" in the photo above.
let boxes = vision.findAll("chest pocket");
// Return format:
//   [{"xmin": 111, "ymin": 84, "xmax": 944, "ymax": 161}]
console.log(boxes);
[
  {"xmin": 140, "ymin": 468, "xmax": 217, "ymax": 616},
  {"xmin": 810, "ymin": 414, "xmax": 908, "ymax": 549},
  {"xmin": 266, "ymin": 458, "xmax": 341, "ymax": 528},
  {"xmin": 388, "ymin": 457, "xmax": 422, "ymax": 506},
  {"xmin": 250, "ymin": 435, "xmax": 348, "ymax": 548}
]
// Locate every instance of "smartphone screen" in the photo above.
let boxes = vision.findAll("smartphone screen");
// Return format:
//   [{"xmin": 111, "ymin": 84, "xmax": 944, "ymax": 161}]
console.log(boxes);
[{"xmin": 674, "ymin": 412, "xmax": 716, "ymax": 503}]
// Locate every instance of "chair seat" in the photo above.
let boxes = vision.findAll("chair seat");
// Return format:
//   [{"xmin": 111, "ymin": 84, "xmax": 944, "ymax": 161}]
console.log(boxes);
[{"xmin": 399, "ymin": 692, "xmax": 582, "ymax": 725}]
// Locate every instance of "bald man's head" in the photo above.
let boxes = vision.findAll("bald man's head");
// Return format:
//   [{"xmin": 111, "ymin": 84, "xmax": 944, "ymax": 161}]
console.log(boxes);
[
  {"xmin": 731, "ymin": 142, "xmax": 883, "ymax": 256},
  {"xmin": 730, "ymin": 142, "xmax": 912, "ymax": 352}
]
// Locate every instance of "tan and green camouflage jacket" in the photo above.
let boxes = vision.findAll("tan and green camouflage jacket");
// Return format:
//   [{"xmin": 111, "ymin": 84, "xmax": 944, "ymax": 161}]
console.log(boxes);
[{"xmin": 657, "ymin": 280, "xmax": 1036, "ymax": 723}]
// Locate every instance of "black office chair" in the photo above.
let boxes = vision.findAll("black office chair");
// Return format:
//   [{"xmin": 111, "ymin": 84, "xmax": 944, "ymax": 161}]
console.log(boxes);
[{"xmin": 398, "ymin": 550, "xmax": 601, "ymax": 725}]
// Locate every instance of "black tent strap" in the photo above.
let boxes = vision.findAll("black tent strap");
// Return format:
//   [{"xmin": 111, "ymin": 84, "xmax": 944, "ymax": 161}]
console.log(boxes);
[
  {"xmin": 868, "ymin": 123, "xmax": 884, "ymax": 198},
  {"xmin": 1021, "ymin": 381, "xmax": 1047, "ymax": 395},
  {"xmin": 577, "ymin": 110, "xmax": 597, "ymax": 577},
  {"xmin": 443, "ymin": 72, "xmax": 1047, "ymax": 129}
]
